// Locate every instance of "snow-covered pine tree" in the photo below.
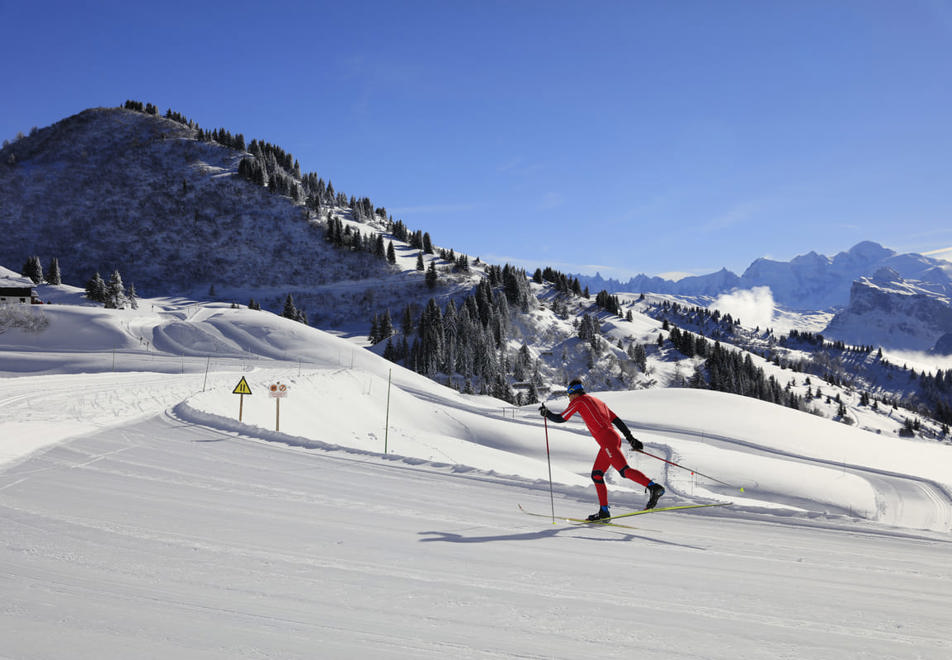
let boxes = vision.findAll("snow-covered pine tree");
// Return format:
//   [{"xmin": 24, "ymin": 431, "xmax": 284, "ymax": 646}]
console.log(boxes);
[
  {"xmin": 46, "ymin": 257, "xmax": 62, "ymax": 285},
  {"xmin": 105, "ymin": 270, "xmax": 126, "ymax": 309},
  {"xmin": 22, "ymin": 256, "xmax": 43, "ymax": 284},
  {"xmin": 127, "ymin": 283, "xmax": 138, "ymax": 310},
  {"xmin": 282, "ymin": 294, "xmax": 299, "ymax": 320},
  {"xmin": 85, "ymin": 272, "xmax": 107, "ymax": 303},
  {"xmin": 369, "ymin": 314, "xmax": 380, "ymax": 343}
]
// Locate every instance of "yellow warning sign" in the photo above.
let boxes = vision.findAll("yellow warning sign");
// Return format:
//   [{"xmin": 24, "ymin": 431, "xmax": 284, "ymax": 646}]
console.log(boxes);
[{"xmin": 232, "ymin": 377, "xmax": 253, "ymax": 396}]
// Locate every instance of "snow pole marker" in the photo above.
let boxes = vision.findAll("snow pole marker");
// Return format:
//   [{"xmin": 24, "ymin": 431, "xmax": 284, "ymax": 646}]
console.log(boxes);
[{"xmin": 384, "ymin": 369, "xmax": 392, "ymax": 454}]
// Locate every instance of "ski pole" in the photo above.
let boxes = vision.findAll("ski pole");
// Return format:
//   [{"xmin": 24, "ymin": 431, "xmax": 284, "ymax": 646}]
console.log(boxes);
[
  {"xmin": 543, "ymin": 416, "xmax": 556, "ymax": 523},
  {"xmin": 636, "ymin": 448, "xmax": 743, "ymax": 492}
]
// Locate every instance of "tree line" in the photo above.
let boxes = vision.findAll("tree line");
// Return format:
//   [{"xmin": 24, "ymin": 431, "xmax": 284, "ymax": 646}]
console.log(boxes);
[
  {"xmin": 21, "ymin": 255, "xmax": 61, "ymax": 285},
  {"xmin": 372, "ymin": 265, "xmax": 538, "ymax": 403},
  {"xmin": 85, "ymin": 269, "xmax": 138, "ymax": 309}
]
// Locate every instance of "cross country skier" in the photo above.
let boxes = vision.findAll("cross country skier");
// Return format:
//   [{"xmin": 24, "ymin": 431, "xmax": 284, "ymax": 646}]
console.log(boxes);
[{"xmin": 539, "ymin": 378, "xmax": 665, "ymax": 520}]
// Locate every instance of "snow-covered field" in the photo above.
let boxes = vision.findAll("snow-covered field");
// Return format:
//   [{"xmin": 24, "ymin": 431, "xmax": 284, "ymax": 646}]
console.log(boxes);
[{"xmin": 2, "ymin": 290, "xmax": 950, "ymax": 659}]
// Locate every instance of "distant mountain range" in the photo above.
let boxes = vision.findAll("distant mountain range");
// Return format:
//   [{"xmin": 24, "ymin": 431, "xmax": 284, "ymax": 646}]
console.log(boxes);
[{"xmin": 574, "ymin": 241, "xmax": 952, "ymax": 311}]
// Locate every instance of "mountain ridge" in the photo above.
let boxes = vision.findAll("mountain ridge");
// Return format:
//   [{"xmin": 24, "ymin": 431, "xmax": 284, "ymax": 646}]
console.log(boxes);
[
  {"xmin": 0, "ymin": 107, "xmax": 382, "ymax": 296},
  {"xmin": 3, "ymin": 104, "xmax": 952, "ymax": 427},
  {"xmin": 574, "ymin": 240, "xmax": 952, "ymax": 310}
]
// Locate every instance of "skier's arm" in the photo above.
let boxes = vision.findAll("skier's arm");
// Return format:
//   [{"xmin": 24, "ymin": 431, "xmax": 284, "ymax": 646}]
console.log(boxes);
[
  {"xmin": 538, "ymin": 404, "xmax": 566, "ymax": 423},
  {"xmin": 612, "ymin": 417, "xmax": 644, "ymax": 451}
]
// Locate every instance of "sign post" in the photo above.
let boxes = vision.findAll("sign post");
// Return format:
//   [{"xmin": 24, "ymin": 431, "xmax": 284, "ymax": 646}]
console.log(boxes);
[
  {"xmin": 269, "ymin": 382, "xmax": 288, "ymax": 431},
  {"xmin": 233, "ymin": 377, "xmax": 253, "ymax": 421}
]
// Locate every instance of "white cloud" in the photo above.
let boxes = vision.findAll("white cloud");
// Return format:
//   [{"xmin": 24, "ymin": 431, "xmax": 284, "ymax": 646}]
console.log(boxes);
[
  {"xmin": 921, "ymin": 245, "xmax": 952, "ymax": 263},
  {"xmin": 709, "ymin": 286, "xmax": 776, "ymax": 330}
]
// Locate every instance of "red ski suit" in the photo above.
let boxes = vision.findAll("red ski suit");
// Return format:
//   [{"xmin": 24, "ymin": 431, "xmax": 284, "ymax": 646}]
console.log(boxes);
[{"xmin": 557, "ymin": 393, "xmax": 650, "ymax": 507}]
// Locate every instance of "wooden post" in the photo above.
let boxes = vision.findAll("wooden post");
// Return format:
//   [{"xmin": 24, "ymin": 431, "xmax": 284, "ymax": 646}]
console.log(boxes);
[{"xmin": 384, "ymin": 369, "xmax": 392, "ymax": 453}]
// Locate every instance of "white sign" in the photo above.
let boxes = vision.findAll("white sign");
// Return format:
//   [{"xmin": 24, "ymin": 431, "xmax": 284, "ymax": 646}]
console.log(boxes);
[{"xmin": 269, "ymin": 382, "xmax": 288, "ymax": 398}]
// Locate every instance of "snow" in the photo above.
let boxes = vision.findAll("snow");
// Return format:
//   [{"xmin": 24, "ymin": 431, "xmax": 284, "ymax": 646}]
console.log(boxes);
[{"xmin": 2, "ymin": 289, "xmax": 951, "ymax": 658}]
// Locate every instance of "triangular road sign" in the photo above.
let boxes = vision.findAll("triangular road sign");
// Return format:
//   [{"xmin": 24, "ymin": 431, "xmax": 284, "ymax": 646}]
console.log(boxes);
[{"xmin": 232, "ymin": 377, "xmax": 253, "ymax": 396}]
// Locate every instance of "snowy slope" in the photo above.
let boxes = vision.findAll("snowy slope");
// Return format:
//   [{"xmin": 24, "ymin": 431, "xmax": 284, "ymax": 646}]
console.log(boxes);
[{"xmin": 2, "ymin": 286, "xmax": 951, "ymax": 658}]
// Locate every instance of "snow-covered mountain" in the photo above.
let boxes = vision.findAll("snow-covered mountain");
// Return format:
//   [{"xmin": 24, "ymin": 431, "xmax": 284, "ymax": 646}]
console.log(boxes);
[
  {"xmin": 1, "ymin": 108, "xmax": 351, "ymax": 294},
  {"xmin": 824, "ymin": 267, "xmax": 952, "ymax": 353},
  {"xmin": 5, "ymin": 104, "xmax": 952, "ymax": 355},
  {"xmin": 0, "ymin": 105, "xmax": 492, "ymax": 333},
  {"xmin": 4, "ymin": 103, "xmax": 952, "ymax": 424},
  {"xmin": 577, "ymin": 241, "xmax": 952, "ymax": 311},
  {"xmin": 1, "ymin": 282, "xmax": 950, "ymax": 658}
]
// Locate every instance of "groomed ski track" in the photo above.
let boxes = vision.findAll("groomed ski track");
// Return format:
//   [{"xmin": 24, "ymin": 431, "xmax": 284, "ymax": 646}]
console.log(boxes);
[
  {"xmin": 1, "ymin": 411, "xmax": 950, "ymax": 659},
  {"xmin": 629, "ymin": 420, "xmax": 952, "ymax": 532}
]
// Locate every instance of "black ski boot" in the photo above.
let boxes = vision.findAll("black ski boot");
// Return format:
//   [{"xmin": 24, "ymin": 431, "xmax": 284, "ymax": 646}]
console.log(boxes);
[
  {"xmin": 645, "ymin": 483, "xmax": 665, "ymax": 510},
  {"xmin": 586, "ymin": 508, "xmax": 611, "ymax": 522}
]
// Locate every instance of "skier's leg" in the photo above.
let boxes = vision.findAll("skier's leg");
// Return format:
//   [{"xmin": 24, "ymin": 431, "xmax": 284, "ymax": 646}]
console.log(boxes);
[
  {"xmin": 614, "ymin": 454, "xmax": 665, "ymax": 508},
  {"xmin": 617, "ymin": 462, "xmax": 651, "ymax": 487},
  {"xmin": 591, "ymin": 448, "xmax": 611, "ymax": 507},
  {"xmin": 602, "ymin": 436, "xmax": 652, "ymax": 487}
]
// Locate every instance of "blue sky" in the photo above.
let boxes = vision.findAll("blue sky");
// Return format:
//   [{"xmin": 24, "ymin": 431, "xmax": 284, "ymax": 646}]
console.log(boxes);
[{"xmin": 3, "ymin": 0, "xmax": 951, "ymax": 279}]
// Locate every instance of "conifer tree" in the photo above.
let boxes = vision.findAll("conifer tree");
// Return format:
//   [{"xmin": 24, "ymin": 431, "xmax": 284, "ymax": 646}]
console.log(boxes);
[
  {"xmin": 127, "ymin": 283, "xmax": 139, "ymax": 310},
  {"xmin": 380, "ymin": 309, "xmax": 393, "ymax": 341},
  {"xmin": 46, "ymin": 257, "xmax": 62, "ymax": 285},
  {"xmin": 105, "ymin": 270, "xmax": 126, "ymax": 309},
  {"xmin": 369, "ymin": 314, "xmax": 380, "ymax": 343},
  {"xmin": 22, "ymin": 256, "xmax": 43, "ymax": 284},
  {"xmin": 632, "ymin": 344, "xmax": 647, "ymax": 372},
  {"xmin": 282, "ymin": 294, "xmax": 299, "ymax": 320},
  {"xmin": 401, "ymin": 304, "xmax": 415, "ymax": 336},
  {"xmin": 85, "ymin": 272, "xmax": 107, "ymax": 303}
]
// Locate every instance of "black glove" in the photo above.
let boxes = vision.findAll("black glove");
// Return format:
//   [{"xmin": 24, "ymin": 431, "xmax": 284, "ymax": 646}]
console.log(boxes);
[
  {"xmin": 538, "ymin": 404, "xmax": 548, "ymax": 418},
  {"xmin": 627, "ymin": 435, "xmax": 644, "ymax": 451}
]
